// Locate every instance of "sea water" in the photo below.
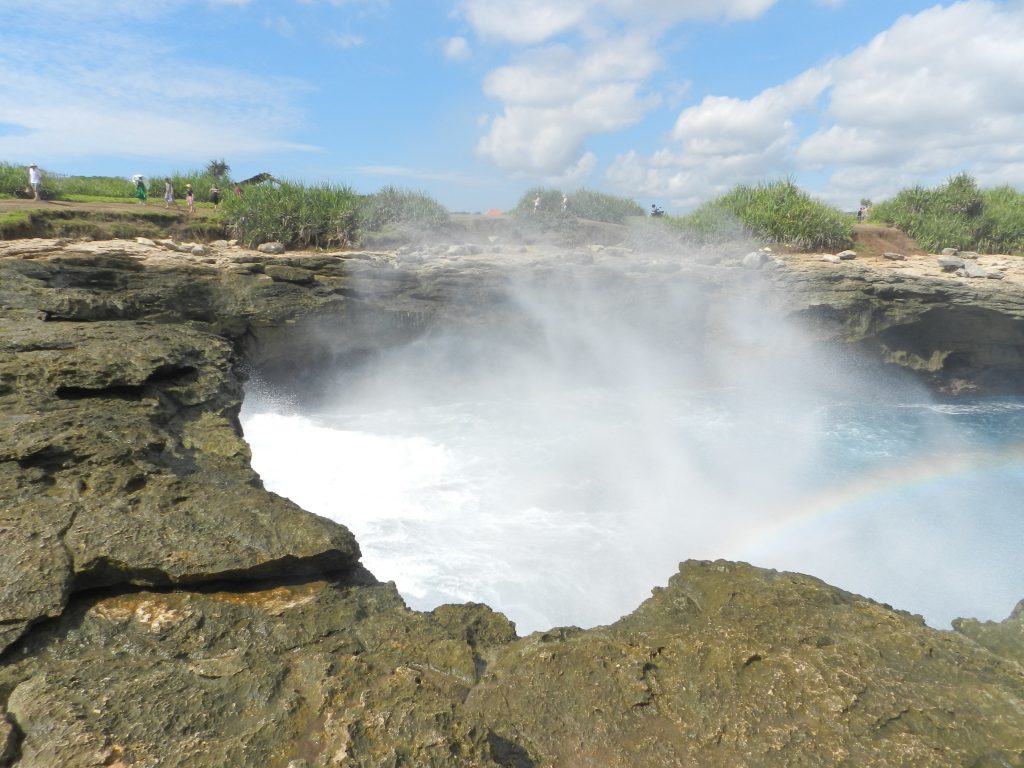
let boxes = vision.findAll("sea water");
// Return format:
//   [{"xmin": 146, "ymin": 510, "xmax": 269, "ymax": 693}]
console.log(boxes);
[{"xmin": 241, "ymin": 383, "xmax": 1024, "ymax": 634}]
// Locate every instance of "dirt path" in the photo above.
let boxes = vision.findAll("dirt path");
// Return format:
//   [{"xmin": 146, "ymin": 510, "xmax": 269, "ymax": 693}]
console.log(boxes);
[
  {"xmin": 852, "ymin": 223, "xmax": 929, "ymax": 256},
  {"xmin": 778, "ymin": 223, "xmax": 1024, "ymax": 290},
  {"xmin": 0, "ymin": 198, "xmax": 215, "ymax": 217}
]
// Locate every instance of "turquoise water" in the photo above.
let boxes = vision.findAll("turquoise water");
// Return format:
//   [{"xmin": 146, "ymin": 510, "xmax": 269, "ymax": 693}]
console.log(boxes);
[{"xmin": 243, "ymin": 386, "xmax": 1024, "ymax": 634}]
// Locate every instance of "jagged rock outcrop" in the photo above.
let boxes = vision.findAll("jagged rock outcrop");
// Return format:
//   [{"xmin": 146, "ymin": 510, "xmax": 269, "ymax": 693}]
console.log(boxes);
[
  {"xmin": 1, "ymin": 236, "xmax": 1023, "ymax": 766},
  {"xmin": 0, "ymin": 562, "xmax": 1022, "ymax": 767},
  {"xmin": 766, "ymin": 255, "xmax": 1024, "ymax": 393}
]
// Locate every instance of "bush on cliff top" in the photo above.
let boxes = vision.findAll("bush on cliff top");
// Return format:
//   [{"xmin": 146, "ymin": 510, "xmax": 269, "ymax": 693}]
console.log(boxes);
[
  {"xmin": 668, "ymin": 179, "xmax": 854, "ymax": 251},
  {"xmin": 869, "ymin": 173, "xmax": 1024, "ymax": 254},
  {"xmin": 360, "ymin": 185, "xmax": 451, "ymax": 231},
  {"xmin": 512, "ymin": 187, "xmax": 643, "ymax": 225},
  {"xmin": 220, "ymin": 182, "xmax": 451, "ymax": 249},
  {"xmin": 220, "ymin": 181, "xmax": 362, "ymax": 249}
]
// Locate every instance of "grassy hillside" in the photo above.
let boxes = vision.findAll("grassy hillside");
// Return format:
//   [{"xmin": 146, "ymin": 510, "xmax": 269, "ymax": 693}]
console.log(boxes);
[
  {"xmin": 869, "ymin": 173, "xmax": 1024, "ymax": 254},
  {"xmin": 667, "ymin": 180, "xmax": 854, "ymax": 252}
]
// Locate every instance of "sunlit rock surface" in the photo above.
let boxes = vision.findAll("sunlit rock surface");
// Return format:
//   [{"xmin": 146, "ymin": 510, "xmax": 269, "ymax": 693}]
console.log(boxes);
[{"xmin": 1, "ymin": 233, "xmax": 1023, "ymax": 766}]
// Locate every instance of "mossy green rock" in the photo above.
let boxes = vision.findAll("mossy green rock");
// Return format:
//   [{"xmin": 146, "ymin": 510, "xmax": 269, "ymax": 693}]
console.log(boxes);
[
  {"xmin": 0, "ymin": 562, "xmax": 1022, "ymax": 767},
  {"xmin": 1, "ymin": 238, "xmax": 1023, "ymax": 766}
]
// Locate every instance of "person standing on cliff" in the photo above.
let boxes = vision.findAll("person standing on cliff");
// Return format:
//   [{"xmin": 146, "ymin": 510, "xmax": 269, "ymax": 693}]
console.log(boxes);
[
  {"xmin": 133, "ymin": 175, "xmax": 147, "ymax": 205},
  {"xmin": 27, "ymin": 164, "xmax": 42, "ymax": 200},
  {"xmin": 163, "ymin": 178, "xmax": 177, "ymax": 209},
  {"xmin": 185, "ymin": 183, "xmax": 195, "ymax": 214}
]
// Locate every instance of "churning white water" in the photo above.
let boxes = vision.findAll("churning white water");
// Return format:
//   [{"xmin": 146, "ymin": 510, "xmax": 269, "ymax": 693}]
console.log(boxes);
[{"xmin": 241, "ymin": 265, "xmax": 1024, "ymax": 634}]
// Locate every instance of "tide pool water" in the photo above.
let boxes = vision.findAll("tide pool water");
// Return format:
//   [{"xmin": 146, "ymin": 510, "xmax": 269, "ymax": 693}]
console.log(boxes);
[{"xmin": 241, "ymin": 386, "xmax": 1024, "ymax": 635}]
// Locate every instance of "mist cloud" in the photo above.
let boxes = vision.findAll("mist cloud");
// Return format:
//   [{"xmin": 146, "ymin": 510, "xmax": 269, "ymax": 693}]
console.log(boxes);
[{"xmin": 243, "ymin": 244, "xmax": 1024, "ymax": 634}]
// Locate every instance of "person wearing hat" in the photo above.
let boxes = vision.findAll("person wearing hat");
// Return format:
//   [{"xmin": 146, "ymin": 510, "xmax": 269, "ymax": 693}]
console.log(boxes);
[{"xmin": 27, "ymin": 164, "xmax": 42, "ymax": 200}]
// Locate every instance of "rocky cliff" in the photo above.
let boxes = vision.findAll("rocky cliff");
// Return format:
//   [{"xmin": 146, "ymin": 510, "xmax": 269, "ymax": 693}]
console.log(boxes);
[{"xmin": 1, "ymin": 235, "xmax": 1022, "ymax": 767}]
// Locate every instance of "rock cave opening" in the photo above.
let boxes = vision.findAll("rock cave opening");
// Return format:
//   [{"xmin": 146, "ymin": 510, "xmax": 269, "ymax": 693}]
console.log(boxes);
[{"xmin": 238, "ymin": 266, "xmax": 1024, "ymax": 635}]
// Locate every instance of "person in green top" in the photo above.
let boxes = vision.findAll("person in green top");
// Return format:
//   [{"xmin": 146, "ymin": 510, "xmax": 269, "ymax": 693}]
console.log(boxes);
[{"xmin": 133, "ymin": 175, "xmax": 147, "ymax": 205}]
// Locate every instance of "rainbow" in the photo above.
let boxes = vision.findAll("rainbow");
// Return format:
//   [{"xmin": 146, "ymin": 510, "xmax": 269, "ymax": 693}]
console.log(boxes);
[{"xmin": 730, "ymin": 443, "xmax": 1024, "ymax": 560}]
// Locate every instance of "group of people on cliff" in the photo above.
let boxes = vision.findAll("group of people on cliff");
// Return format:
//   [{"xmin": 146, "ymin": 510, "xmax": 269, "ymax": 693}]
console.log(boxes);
[
  {"xmin": 139, "ymin": 176, "xmax": 219, "ymax": 214},
  {"xmin": 24, "ymin": 164, "xmax": 227, "ymax": 213}
]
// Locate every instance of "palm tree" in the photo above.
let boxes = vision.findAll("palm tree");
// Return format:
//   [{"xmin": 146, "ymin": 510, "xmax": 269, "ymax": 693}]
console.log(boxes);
[{"xmin": 205, "ymin": 159, "xmax": 231, "ymax": 181}]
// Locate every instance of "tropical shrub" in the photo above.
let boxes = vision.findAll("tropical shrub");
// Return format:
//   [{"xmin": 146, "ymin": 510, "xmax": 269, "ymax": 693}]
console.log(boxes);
[
  {"xmin": 0, "ymin": 162, "xmax": 33, "ymax": 197},
  {"xmin": 669, "ymin": 179, "xmax": 853, "ymax": 251},
  {"xmin": 565, "ymin": 188, "xmax": 643, "ymax": 224},
  {"xmin": 0, "ymin": 162, "xmax": 64, "ymax": 199},
  {"xmin": 219, "ymin": 180, "xmax": 362, "ymax": 249},
  {"xmin": 360, "ymin": 186, "xmax": 450, "ymax": 231},
  {"xmin": 512, "ymin": 187, "xmax": 643, "ymax": 225},
  {"xmin": 870, "ymin": 174, "xmax": 1024, "ymax": 253},
  {"xmin": 54, "ymin": 174, "xmax": 135, "ymax": 198}
]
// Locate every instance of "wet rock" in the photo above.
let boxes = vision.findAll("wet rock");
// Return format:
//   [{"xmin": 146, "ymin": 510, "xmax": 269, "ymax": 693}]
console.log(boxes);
[
  {"xmin": 962, "ymin": 261, "xmax": 992, "ymax": 279},
  {"xmin": 257, "ymin": 241, "xmax": 286, "ymax": 254},
  {"xmin": 264, "ymin": 264, "xmax": 316, "ymax": 284},
  {"xmin": 0, "ymin": 562, "xmax": 1021, "ymax": 768},
  {"xmin": 882, "ymin": 251, "xmax": 905, "ymax": 260},
  {"xmin": 742, "ymin": 251, "xmax": 772, "ymax": 269},
  {"xmin": 447, "ymin": 244, "xmax": 482, "ymax": 257},
  {"xmin": 938, "ymin": 255, "xmax": 966, "ymax": 272},
  {"xmin": 836, "ymin": 249, "xmax": 857, "ymax": 260}
]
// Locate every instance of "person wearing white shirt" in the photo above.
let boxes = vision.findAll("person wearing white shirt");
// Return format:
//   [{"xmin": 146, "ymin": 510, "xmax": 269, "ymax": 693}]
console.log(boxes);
[{"xmin": 28, "ymin": 164, "xmax": 41, "ymax": 200}]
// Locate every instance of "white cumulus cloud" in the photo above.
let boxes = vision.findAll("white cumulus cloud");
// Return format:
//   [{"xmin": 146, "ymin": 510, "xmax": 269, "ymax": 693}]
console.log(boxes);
[
  {"xmin": 464, "ymin": 0, "xmax": 783, "ymax": 183},
  {"xmin": 457, "ymin": 0, "xmax": 780, "ymax": 43},
  {"xmin": 476, "ymin": 34, "xmax": 661, "ymax": 176},
  {"xmin": 607, "ymin": 0, "xmax": 1024, "ymax": 210}
]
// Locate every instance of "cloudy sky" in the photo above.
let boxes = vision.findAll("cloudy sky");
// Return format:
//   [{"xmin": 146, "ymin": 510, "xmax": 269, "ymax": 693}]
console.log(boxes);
[{"xmin": 3, "ymin": 0, "xmax": 1023, "ymax": 212}]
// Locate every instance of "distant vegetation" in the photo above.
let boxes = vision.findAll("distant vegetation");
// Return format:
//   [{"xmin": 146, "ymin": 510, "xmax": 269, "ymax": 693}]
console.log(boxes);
[
  {"xmin": 513, "ymin": 187, "xmax": 644, "ymax": 225},
  {"xmin": 220, "ymin": 181, "xmax": 362, "ymax": 249},
  {"xmin": 869, "ymin": 173, "xmax": 1024, "ymax": 254},
  {"xmin": 1, "ymin": 160, "xmax": 451, "ymax": 248},
  {"xmin": 221, "ymin": 182, "xmax": 451, "ymax": 249},
  {"xmin": 0, "ymin": 160, "xmax": 232, "ymax": 205},
  {"xmin": 7, "ymin": 159, "xmax": 1024, "ymax": 255},
  {"xmin": 667, "ymin": 180, "xmax": 854, "ymax": 252},
  {"xmin": 359, "ymin": 185, "xmax": 451, "ymax": 232}
]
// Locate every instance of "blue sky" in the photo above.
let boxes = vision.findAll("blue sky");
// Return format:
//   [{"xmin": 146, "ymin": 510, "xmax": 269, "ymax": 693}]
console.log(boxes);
[{"xmin": 3, "ymin": 0, "xmax": 1023, "ymax": 212}]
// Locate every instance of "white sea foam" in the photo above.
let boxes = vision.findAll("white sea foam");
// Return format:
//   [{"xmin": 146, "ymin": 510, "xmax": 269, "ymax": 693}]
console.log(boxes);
[
  {"xmin": 242, "ymin": 387, "xmax": 1024, "ymax": 634},
  {"xmin": 240, "ymin": 264, "xmax": 1024, "ymax": 634}
]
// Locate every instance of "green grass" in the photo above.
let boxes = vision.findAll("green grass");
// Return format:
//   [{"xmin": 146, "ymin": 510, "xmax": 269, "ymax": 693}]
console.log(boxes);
[
  {"xmin": 220, "ymin": 180, "xmax": 363, "ymax": 249},
  {"xmin": 0, "ymin": 161, "xmax": 239, "ymax": 204},
  {"xmin": 511, "ymin": 187, "xmax": 643, "ymax": 225},
  {"xmin": 667, "ymin": 179, "xmax": 854, "ymax": 251},
  {"xmin": 869, "ymin": 173, "xmax": 1024, "ymax": 254},
  {"xmin": 219, "ymin": 182, "xmax": 451, "ymax": 249},
  {"xmin": 360, "ymin": 185, "xmax": 451, "ymax": 231},
  {"xmin": 0, "ymin": 210, "xmax": 32, "ymax": 238},
  {"xmin": 56, "ymin": 175, "xmax": 135, "ymax": 198}
]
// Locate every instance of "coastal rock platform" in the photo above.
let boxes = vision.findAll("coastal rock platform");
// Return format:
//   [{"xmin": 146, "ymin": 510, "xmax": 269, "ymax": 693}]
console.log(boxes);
[{"xmin": 1, "ymin": 233, "xmax": 1023, "ymax": 767}]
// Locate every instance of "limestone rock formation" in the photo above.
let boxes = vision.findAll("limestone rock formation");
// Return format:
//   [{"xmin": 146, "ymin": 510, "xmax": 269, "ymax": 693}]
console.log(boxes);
[{"xmin": 1, "ymin": 236, "xmax": 1023, "ymax": 766}]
